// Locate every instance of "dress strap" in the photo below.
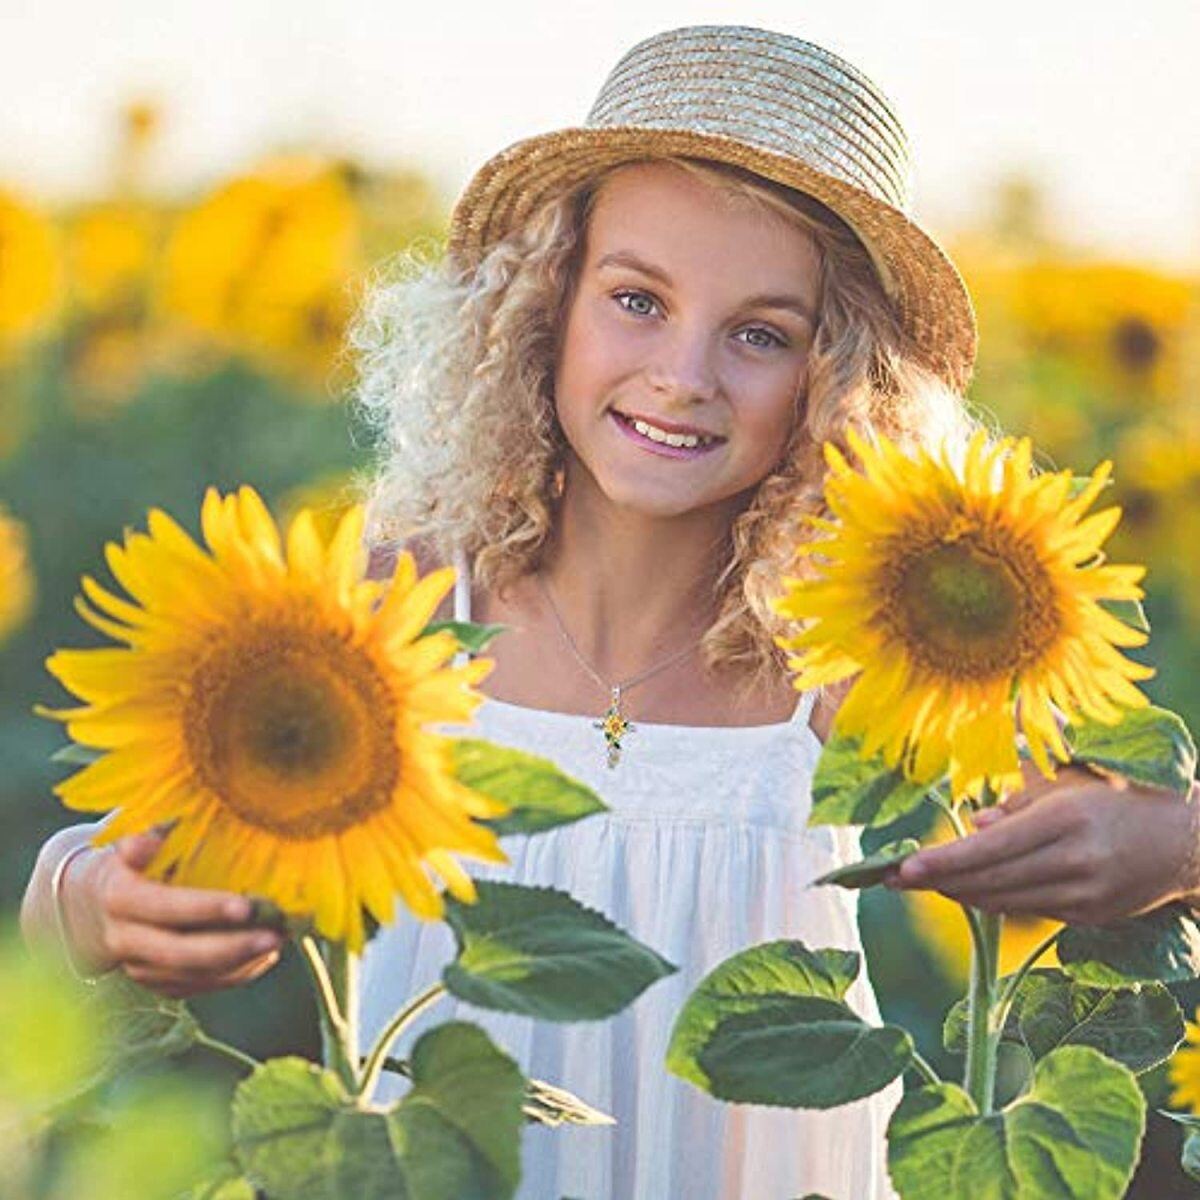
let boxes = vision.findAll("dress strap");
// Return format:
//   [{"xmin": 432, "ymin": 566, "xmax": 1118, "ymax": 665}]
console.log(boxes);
[
  {"xmin": 450, "ymin": 545, "xmax": 472, "ymax": 668},
  {"xmin": 451, "ymin": 544, "xmax": 472, "ymax": 623},
  {"xmin": 790, "ymin": 686, "xmax": 819, "ymax": 729}
]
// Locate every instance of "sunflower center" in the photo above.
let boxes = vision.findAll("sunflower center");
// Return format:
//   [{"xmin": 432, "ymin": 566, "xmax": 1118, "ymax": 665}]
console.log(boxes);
[
  {"xmin": 880, "ymin": 520, "xmax": 1062, "ymax": 680},
  {"xmin": 184, "ymin": 619, "xmax": 398, "ymax": 838}
]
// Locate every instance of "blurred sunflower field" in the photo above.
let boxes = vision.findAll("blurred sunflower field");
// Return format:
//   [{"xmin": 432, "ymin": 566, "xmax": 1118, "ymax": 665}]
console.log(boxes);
[{"xmin": 2, "ymin": 106, "xmax": 1198, "ymax": 1194}]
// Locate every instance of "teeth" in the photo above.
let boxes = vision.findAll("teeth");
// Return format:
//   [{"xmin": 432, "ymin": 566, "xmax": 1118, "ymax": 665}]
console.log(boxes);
[{"xmin": 629, "ymin": 417, "xmax": 713, "ymax": 449}]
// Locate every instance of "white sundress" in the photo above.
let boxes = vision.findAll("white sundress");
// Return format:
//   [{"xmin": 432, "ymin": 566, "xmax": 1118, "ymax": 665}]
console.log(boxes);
[{"xmin": 359, "ymin": 555, "xmax": 902, "ymax": 1200}]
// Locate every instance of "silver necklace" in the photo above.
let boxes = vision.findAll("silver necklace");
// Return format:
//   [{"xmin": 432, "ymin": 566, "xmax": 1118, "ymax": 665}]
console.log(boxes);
[{"xmin": 535, "ymin": 572, "xmax": 699, "ymax": 769}]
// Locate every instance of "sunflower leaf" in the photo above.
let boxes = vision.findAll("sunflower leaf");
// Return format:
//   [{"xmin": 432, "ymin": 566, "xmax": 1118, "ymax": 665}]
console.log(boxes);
[
  {"xmin": 523, "ymin": 1076, "xmax": 615, "ymax": 1127},
  {"xmin": 232, "ymin": 1025, "xmax": 524, "ymax": 1200},
  {"xmin": 887, "ymin": 1047, "xmax": 1145, "ymax": 1200},
  {"xmin": 811, "ymin": 838, "xmax": 920, "ymax": 889},
  {"xmin": 1058, "ymin": 903, "xmax": 1200, "ymax": 986},
  {"xmin": 452, "ymin": 739, "xmax": 607, "ymax": 835},
  {"xmin": 181, "ymin": 1161, "xmax": 257, "ymax": 1200},
  {"xmin": 50, "ymin": 742, "xmax": 103, "ymax": 766},
  {"xmin": 810, "ymin": 731, "xmax": 933, "ymax": 829},
  {"xmin": 665, "ymin": 939, "xmax": 908, "ymax": 1107},
  {"xmin": 442, "ymin": 881, "xmax": 677, "ymax": 1020},
  {"xmin": 92, "ymin": 974, "xmax": 202, "ymax": 1075},
  {"xmin": 423, "ymin": 619, "xmax": 507, "ymax": 654},
  {"xmin": 1065, "ymin": 705, "xmax": 1197, "ymax": 797},
  {"xmin": 943, "ymin": 968, "xmax": 1183, "ymax": 1073},
  {"xmin": 1097, "ymin": 597, "xmax": 1150, "ymax": 634}
]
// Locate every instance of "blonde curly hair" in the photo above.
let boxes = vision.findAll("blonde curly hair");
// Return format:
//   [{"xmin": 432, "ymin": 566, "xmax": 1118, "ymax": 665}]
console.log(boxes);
[{"xmin": 349, "ymin": 156, "xmax": 975, "ymax": 692}]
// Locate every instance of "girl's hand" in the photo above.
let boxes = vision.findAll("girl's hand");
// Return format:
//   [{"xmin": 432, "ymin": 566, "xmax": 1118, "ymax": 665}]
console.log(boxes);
[
  {"xmin": 884, "ymin": 764, "xmax": 1200, "ymax": 927},
  {"xmin": 63, "ymin": 828, "xmax": 285, "ymax": 999}
]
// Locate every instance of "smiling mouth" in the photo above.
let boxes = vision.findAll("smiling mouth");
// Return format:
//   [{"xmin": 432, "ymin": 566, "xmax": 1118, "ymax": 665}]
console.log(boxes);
[{"xmin": 610, "ymin": 408, "xmax": 726, "ymax": 449}]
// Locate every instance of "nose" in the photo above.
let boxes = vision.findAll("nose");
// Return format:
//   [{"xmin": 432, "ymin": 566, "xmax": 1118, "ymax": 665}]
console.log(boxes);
[{"xmin": 644, "ymin": 323, "xmax": 719, "ymax": 405}]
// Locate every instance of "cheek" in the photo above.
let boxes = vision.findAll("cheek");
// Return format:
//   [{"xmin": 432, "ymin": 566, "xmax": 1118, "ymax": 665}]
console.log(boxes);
[{"xmin": 735, "ymin": 373, "xmax": 803, "ymax": 466}]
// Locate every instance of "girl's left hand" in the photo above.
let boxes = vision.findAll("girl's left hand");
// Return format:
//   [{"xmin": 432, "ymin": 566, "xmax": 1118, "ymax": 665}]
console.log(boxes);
[{"xmin": 884, "ymin": 764, "xmax": 1200, "ymax": 927}]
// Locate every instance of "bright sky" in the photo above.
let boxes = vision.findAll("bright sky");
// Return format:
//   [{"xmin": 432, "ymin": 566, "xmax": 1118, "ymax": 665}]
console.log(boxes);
[{"xmin": 4, "ymin": 0, "xmax": 1198, "ymax": 268}]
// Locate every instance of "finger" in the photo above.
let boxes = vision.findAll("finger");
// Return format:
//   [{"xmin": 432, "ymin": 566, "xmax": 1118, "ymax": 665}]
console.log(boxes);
[
  {"xmin": 125, "ymin": 949, "xmax": 282, "ymax": 997},
  {"xmin": 919, "ymin": 842, "xmax": 1084, "ymax": 902},
  {"xmin": 107, "ymin": 874, "xmax": 255, "ymax": 930},
  {"xmin": 897, "ymin": 811, "xmax": 1062, "ymax": 885},
  {"xmin": 115, "ymin": 828, "xmax": 169, "ymax": 871},
  {"xmin": 942, "ymin": 880, "xmax": 1084, "ymax": 922},
  {"xmin": 115, "ymin": 923, "xmax": 283, "ymax": 976}
]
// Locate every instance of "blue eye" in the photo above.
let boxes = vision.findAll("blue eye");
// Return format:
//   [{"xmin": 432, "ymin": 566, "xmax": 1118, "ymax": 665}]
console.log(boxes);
[
  {"xmin": 613, "ymin": 289, "xmax": 658, "ymax": 317},
  {"xmin": 738, "ymin": 327, "xmax": 787, "ymax": 350}
]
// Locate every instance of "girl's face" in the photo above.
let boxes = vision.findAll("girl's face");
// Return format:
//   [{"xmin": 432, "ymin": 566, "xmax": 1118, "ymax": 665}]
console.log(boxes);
[{"xmin": 553, "ymin": 161, "xmax": 820, "ymax": 520}]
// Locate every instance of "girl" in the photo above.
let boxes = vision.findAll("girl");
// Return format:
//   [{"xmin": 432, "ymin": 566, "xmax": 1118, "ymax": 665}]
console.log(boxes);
[{"xmin": 21, "ymin": 24, "xmax": 1200, "ymax": 1200}]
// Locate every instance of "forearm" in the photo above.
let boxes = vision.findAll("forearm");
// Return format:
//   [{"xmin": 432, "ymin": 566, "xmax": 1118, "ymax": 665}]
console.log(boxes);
[{"xmin": 18, "ymin": 820, "xmax": 106, "ymax": 953}]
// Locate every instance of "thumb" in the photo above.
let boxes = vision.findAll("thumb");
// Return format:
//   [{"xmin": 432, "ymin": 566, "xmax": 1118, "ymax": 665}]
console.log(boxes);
[{"xmin": 115, "ymin": 824, "xmax": 170, "ymax": 872}]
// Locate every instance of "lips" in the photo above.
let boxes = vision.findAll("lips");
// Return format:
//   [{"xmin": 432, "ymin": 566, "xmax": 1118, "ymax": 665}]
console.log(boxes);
[
  {"xmin": 611, "ymin": 407, "xmax": 725, "ymax": 441},
  {"xmin": 608, "ymin": 410, "xmax": 726, "ymax": 460}
]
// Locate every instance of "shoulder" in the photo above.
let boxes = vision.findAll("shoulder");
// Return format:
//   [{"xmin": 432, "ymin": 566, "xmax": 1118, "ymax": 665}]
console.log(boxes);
[{"xmin": 365, "ymin": 536, "xmax": 457, "ymax": 623}]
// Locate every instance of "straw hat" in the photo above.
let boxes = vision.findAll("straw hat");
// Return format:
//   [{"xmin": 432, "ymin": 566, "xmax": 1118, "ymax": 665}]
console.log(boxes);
[{"xmin": 448, "ymin": 24, "xmax": 977, "ymax": 391}]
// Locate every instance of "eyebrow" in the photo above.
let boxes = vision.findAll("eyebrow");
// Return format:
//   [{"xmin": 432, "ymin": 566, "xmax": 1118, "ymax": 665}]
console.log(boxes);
[{"xmin": 594, "ymin": 249, "xmax": 816, "ymax": 325}]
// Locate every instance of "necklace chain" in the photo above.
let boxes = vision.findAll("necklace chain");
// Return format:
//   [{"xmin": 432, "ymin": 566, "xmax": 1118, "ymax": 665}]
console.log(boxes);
[{"xmin": 534, "ymin": 571, "xmax": 700, "ymax": 768}]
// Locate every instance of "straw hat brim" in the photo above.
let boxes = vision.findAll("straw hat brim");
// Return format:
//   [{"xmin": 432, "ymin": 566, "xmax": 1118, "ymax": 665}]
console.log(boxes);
[{"xmin": 448, "ymin": 126, "xmax": 977, "ymax": 391}]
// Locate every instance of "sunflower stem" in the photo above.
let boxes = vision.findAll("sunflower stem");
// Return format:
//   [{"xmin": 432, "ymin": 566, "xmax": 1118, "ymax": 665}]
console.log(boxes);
[
  {"xmin": 324, "ymin": 939, "xmax": 361, "ymax": 1092},
  {"xmin": 963, "ymin": 907, "xmax": 1002, "ymax": 1115},
  {"xmin": 908, "ymin": 1047, "xmax": 942, "ymax": 1088},
  {"xmin": 358, "ymin": 982, "xmax": 447, "ymax": 1104},
  {"xmin": 299, "ymin": 935, "xmax": 356, "ymax": 1089},
  {"xmin": 994, "ymin": 926, "xmax": 1063, "ymax": 1033},
  {"xmin": 193, "ymin": 1030, "xmax": 261, "ymax": 1074}
]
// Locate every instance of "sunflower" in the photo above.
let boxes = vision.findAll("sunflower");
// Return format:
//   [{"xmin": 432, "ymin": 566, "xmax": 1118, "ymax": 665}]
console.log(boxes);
[
  {"xmin": 0, "ymin": 189, "xmax": 61, "ymax": 351},
  {"xmin": 773, "ymin": 429, "xmax": 1153, "ymax": 799},
  {"xmin": 37, "ymin": 487, "xmax": 509, "ymax": 949},
  {"xmin": 0, "ymin": 505, "xmax": 34, "ymax": 643},
  {"xmin": 159, "ymin": 157, "xmax": 360, "ymax": 385},
  {"xmin": 1169, "ymin": 1008, "xmax": 1200, "ymax": 1113}
]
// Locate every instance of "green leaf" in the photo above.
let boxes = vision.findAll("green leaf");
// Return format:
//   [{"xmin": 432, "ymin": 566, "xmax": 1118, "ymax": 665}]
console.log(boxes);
[
  {"xmin": 1066, "ymin": 705, "xmax": 1197, "ymax": 797},
  {"xmin": 51, "ymin": 742, "xmax": 103, "ymax": 765},
  {"xmin": 694, "ymin": 994, "xmax": 913, "ymax": 1108},
  {"xmin": 811, "ymin": 838, "xmax": 920, "ymax": 889},
  {"xmin": 810, "ymin": 732, "xmax": 932, "ymax": 829},
  {"xmin": 181, "ymin": 1162, "xmax": 257, "ymax": 1199},
  {"xmin": 1097, "ymin": 597, "xmax": 1150, "ymax": 634},
  {"xmin": 92, "ymin": 975, "xmax": 201, "ymax": 1075},
  {"xmin": 1018, "ymin": 970, "xmax": 1183, "ymax": 1073},
  {"xmin": 423, "ymin": 619, "xmax": 507, "ymax": 654},
  {"xmin": 522, "ymin": 1077, "xmax": 615, "ymax": 1128},
  {"xmin": 943, "ymin": 969, "xmax": 1183, "ymax": 1075},
  {"xmin": 452, "ymin": 739, "xmax": 607, "ymax": 836},
  {"xmin": 887, "ymin": 1046, "xmax": 1145, "ymax": 1200},
  {"xmin": 233, "ymin": 1023, "xmax": 524, "ymax": 1200},
  {"xmin": 1068, "ymin": 474, "xmax": 1114, "ymax": 499},
  {"xmin": 1058, "ymin": 903, "xmax": 1200, "ymax": 986},
  {"xmin": 442, "ymin": 881, "xmax": 677, "ymax": 1020},
  {"xmin": 666, "ymin": 940, "xmax": 909, "ymax": 1106},
  {"xmin": 1184, "ymin": 1130, "xmax": 1200, "ymax": 1183}
]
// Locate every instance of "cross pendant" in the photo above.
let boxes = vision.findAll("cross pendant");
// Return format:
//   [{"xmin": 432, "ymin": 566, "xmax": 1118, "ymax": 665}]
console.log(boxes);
[{"xmin": 593, "ymin": 685, "xmax": 635, "ymax": 769}]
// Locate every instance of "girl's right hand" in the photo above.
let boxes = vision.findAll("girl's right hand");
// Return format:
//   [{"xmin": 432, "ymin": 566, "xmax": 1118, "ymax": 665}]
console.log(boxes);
[{"xmin": 63, "ymin": 828, "xmax": 285, "ymax": 999}]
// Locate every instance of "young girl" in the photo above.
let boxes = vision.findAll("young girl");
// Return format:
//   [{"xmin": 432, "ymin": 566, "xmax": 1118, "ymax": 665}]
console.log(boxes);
[{"xmin": 21, "ymin": 23, "xmax": 1200, "ymax": 1200}]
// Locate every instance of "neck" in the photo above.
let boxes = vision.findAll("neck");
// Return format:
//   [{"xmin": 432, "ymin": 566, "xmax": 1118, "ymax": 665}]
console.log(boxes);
[{"xmin": 536, "ymin": 458, "xmax": 747, "ymax": 682}]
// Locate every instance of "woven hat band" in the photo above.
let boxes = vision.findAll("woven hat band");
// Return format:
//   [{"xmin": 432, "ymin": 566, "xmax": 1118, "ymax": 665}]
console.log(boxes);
[{"xmin": 587, "ymin": 27, "xmax": 913, "ymax": 212}]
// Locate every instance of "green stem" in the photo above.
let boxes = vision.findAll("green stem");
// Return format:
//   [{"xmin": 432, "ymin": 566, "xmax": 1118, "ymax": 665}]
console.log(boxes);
[
  {"xmin": 194, "ymin": 1030, "xmax": 261, "ymax": 1074},
  {"xmin": 299, "ymin": 935, "xmax": 360, "ymax": 1090},
  {"xmin": 358, "ymin": 982, "xmax": 447, "ymax": 1103},
  {"xmin": 964, "ymin": 908, "xmax": 1002, "ymax": 1114},
  {"xmin": 908, "ymin": 1048, "xmax": 942, "ymax": 1088},
  {"xmin": 994, "ymin": 926, "xmax": 1064, "ymax": 1032},
  {"xmin": 325, "ymin": 939, "xmax": 361, "ymax": 1093}
]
